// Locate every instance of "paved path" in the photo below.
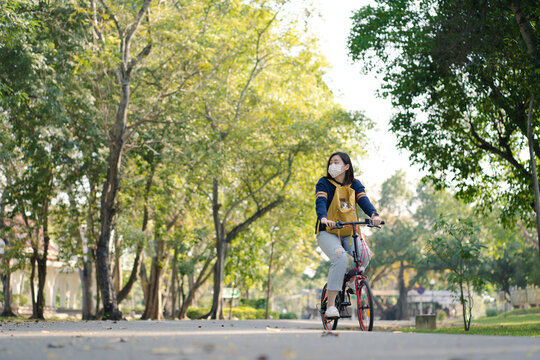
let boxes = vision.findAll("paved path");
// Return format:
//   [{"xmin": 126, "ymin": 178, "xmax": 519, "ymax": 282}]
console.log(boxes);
[{"xmin": 0, "ymin": 319, "xmax": 538, "ymax": 360}]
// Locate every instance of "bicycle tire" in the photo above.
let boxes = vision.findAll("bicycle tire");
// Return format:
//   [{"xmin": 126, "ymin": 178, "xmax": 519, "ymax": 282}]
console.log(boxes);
[
  {"xmin": 355, "ymin": 278, "xmax": 374, "ymax": 331},
  {"xmin": 320, "ymin": 283, "xmax": 339, "ymax": 330}
]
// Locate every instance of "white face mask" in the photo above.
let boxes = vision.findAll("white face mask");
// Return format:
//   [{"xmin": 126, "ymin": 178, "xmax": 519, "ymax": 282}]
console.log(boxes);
[{"xmin": 328, "ymin": 163, "xmax": 344, "ymax": 178}]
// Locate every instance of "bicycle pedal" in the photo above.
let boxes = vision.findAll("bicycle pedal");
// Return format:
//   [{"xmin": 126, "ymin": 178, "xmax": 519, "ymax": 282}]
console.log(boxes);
[{"xmin": 339, "ymin": 307, "xmax": 352, "ymax": 318}]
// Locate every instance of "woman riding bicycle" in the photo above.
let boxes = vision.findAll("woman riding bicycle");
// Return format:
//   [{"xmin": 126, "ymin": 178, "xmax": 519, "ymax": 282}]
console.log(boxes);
[{"xmin": 316, "ymin": 151, "xmax": 382, "ymax": 318}]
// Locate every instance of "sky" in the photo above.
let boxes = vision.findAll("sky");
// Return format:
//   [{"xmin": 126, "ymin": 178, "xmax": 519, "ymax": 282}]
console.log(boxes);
[{"xmin": 294, "ymin": 0, "xmax": 424, "ymax": 192}]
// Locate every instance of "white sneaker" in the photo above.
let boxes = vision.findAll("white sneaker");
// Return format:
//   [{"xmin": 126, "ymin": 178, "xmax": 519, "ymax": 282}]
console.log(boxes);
[{"xmin": 325, "ymin": 306, "xmax": 339, "ymax": 318}]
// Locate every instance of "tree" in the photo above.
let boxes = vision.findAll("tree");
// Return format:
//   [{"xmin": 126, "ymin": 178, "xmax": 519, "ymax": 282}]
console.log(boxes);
[
  {"xmin": 0, "ymin": 0, "xmax": 88, "ymax": 319},
  {"xmin": 425, "ymin": 218, "xmax": 487, "ymax": 331},
  {"xmin": 83, "ymin": 0, "xmax": 155, "ymax": 320},
  {"xmin": 177, "ymin": 0, "xmax": 363, "ymax": 319},
  {"xmin": 369, "ymin": 171, "xmax": 426, "ymax": 319},
  {"xmin": 348, "ymin": 0, "xmax": 540, "ymax": 254}
]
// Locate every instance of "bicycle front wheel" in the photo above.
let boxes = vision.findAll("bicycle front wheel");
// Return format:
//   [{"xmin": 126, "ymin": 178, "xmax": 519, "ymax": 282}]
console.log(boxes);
[
  {"xmin": 320, "ymin": 283, "xmax": 339, "ymax": 330},
  {"xmin": 355, "ymin": 278, "xmax": 374, "ymax": 331}
]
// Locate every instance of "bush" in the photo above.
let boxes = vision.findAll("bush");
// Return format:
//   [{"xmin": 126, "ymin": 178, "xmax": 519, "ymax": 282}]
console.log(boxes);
[
  {"xmin": 13, "ymin": 294, "xmax": 28, "ymax": 306},
  {"xmin": 485, "ymin": 309, "xmax": 499, "ymax": 317},
  {"xmin": 279, "ymin": 312, "xmax": 298, "ymax": 320},
  {"xmin": 186, "ymin": 306, "xmax": 278, "ymax": 320},
  {"xmin": 187, "ymin": 307, "xmax": 210, "ymax": 319},
  {"xmin": 239, "ymin": 298, "xmax": 266, "ymax": 309},
  {"xmin": 231, "ymin": 306, "xmax": 278, "ymax": 319},
  {"xmin": 436, "ymin": 310, "xmax": 446, "ymax": 321}
]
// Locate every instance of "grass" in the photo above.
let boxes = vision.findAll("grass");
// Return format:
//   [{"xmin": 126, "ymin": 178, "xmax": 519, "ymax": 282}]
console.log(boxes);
[{"xmin": 406, "ymin": 308, "xmax": 540, "ymax": 337}]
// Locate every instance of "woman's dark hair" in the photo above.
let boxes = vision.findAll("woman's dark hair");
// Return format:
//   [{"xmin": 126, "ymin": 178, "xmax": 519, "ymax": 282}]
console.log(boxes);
[{"xmin": 326, "ymin": 151, "xmax": 355, "ymax": 185}]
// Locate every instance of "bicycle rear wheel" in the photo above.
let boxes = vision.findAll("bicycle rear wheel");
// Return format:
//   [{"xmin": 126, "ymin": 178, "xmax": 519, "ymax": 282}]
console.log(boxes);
[
  {"xmin": 320, "ymin": 283, "xmax": 339, "ymax": 330},
  {"xmin": 355, "ymin": 278, "xmax": 374, "ymax": 331}
]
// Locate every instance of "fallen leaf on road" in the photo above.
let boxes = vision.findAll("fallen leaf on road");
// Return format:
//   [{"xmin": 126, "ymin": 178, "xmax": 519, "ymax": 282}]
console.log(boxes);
[
  {"xmin": 265, "ymin": 327, "xmax": 281, "ymax": 332},
  {"xmin": 392, "ymin": 331, "xmax": 403, "ymax": 333},
  {"xmin": 110, "ymin": 338, "xmax": 129, "ymax": 343},
  {"xmin": 321, "ymin": 331, "xmax": 339, "ymax": 337},
  {"xmin": 283, "ymin": 348, "xmax": 297, "ymax": 358}
]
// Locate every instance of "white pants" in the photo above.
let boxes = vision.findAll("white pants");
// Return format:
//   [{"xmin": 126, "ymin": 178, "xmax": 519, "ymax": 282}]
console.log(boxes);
[{"xmin": 317, "ymin": 231, "xmax": 371, "ymax": 291}]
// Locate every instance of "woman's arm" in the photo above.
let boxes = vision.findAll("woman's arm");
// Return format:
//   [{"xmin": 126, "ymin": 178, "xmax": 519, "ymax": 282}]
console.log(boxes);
[
  {"xmin": 352, "ymin": 179, "xmax": 378, "ymax": 217},
  {"xmin": 316, "ymin": 178, "xmax": 336, "ymax": 228}
]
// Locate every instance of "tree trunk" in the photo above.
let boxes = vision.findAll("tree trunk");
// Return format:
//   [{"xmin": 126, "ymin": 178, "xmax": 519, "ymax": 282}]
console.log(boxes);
[
  {"xmin": 459, "ymin": 281, "xmax": 469, "ymax": 331},
  {"xmin": 1, "ymin": 271, "xmax": 16, "ymax": 317},
  {"xmin": 35, "ymin": 254, "xmax": 47, "ymax": 319},
  {"xmin": 112, "ymin": 229, "xmax": 121, "ymax": 295},
  {"xmin": 265, "ymin": 239, "xmax": 275, "ymax": 319},
  {"xmin": 209, "ymin": 179, "xmax": 225, "ymax": 320},
  {"xmin": 94, "ymin": 251, "xmax": 101, "ymax": 316},
  {"xmin": 141, "ymin": 240, "xmax": 166, "ymax": 320},
  {"xmin": 0, "ymin": 192, "xmax": 16, "ymax": 317},
  {"xmin": 30, "ymin": 254, "xmax": 37, "ymax": 318},
  {"xmin": 96, "ymin": 74, "xmax": 129, "ymax": 320},
  {"xmin": 395, "ymin": 261, "xmax": 409, "ymax": 320},
  {"xmin": 80, "ymin": 260, "xmax": 94, "ymax": 320},
  {"xmin": 526, "ymin": 96, "xmax": 540, "ymax": 257},
  {"xmin": 141, "ymin": 211, "xmax": 179, "ymax": 320},
  {"xmin": 209, "ymin": 238, "xmax": 226, "ymax": 320},
  {"xmin": 141, "ymin": 257, "xmax": 164, "ymax": 320},
  {"xmin": 140, "ymin": 259, "xmax": 149, "ymax": 306},
  {"xmin": 34, "ymin": 201, "xmax": 50, "ymax": 320},
  {"xmin": 178, "ymin": 258, "xmax": 214, "ymax": 319},
  {"xmin": 170, "ymin": 247, "xmax": 178, "ymax": 319}
]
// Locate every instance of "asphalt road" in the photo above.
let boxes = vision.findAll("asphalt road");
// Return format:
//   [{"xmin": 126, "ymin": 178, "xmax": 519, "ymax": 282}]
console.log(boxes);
[{"xmin": 0, "ymin": 319, "xmax": 538, "ymax": 360}]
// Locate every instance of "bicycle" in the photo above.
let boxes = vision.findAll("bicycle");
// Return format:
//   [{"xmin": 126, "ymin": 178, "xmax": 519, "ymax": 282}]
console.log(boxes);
[{"xmin": 320, "ymin": 218, "xmax": 384, "ymax": 331}]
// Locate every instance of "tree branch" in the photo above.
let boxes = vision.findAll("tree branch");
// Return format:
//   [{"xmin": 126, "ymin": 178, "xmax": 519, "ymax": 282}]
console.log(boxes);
[
  {"xmin": 223, "ymin": 169, "xmax": 282, "ymax": 224},
  {"xmin": 98, "ymin": 0, "xmax": 122, "ymax": 38},
  {"xmin": 225, "ymin": 196, "xmax": 283, "ymax": 243},
  {"xmin": 232, "ymin": 10, "xmax": 279, "ymax": 123},
  {"xmin": 468, "ymin": 121, "xmax": 529, "ymax": 178},
  {"xmin": 125, "ymin": 0, "xmax": 152, "ymax": 53}
]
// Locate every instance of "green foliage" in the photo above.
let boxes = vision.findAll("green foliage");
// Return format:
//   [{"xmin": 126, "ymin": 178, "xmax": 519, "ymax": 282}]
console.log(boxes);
[
  {"xmin": 425, "ymin": 217, "xmax": 487, "ymax": 331},
  {"xmin": 348, "ymin": 0, "xmax": 540, "ymax": 226},
  {"xmin": 486, "ymin": 309, "xmax": 500, "ymax": 317},
  {"xmin": 239, "ymin": 298, "xmax": 266, "ymax": 310},
  {"xmin": 186, "ymin": 306, "xmax": 278, "ymax": 320},
  {"xmin": 12, "ymin": 294, "xmax": 28, "ymax": 306},
  {"xmin": 0, "ymin": 0, "xmax": 375, "ymax": 319},
  {"xmin": 279, "ymin": 312, "xmax": 298, "ymax": 319},
  {"xmin": 436, "ymin": 310, "xmax": 446, "ymax": 322},
  {"xmin": 486, "ymin": 237, "xmax": 540, "ymax": 295}
]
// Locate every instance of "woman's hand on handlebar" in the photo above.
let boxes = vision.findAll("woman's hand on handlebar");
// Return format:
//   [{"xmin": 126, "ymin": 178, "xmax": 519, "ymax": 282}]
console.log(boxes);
[
  {"xmin": 321, "ymin": 217, "xmax": 336, "ymax": 228},
  {"xmin": 371, "ymin": 214, "xmax": 383, "ymax": 226}
]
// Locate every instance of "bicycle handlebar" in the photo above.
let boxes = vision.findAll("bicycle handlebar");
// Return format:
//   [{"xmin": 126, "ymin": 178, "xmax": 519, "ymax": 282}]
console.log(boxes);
[{"xmin": 334, "ymin": 219, "xmax": 385, "ymax": 229}]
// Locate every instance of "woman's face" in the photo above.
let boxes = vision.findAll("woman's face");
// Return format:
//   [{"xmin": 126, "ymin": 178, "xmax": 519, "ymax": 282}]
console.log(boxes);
[{"xmin": 329, "ymin": 155, "xmax": 349, "ymax": 171}]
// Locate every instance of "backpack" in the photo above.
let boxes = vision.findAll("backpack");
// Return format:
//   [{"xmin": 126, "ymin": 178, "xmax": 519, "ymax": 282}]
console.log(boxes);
[{"xmin": 325, "ymin": 179, "xmax": 359, "ymax": 237}]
